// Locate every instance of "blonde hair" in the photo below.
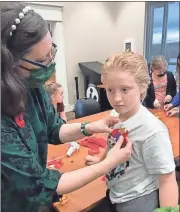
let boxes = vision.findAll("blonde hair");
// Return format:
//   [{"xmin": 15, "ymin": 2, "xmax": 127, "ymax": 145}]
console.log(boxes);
[
  {"xmin": 45, "ymin": 83, "xmax": 62, "ymax": 97},
  {"xmin": 102, "ymin": 51, "xmax": 150, "ymax": 101},
  {"xmin": 151, "ymin": 55, "xmax": 168, "ymax": 70}
]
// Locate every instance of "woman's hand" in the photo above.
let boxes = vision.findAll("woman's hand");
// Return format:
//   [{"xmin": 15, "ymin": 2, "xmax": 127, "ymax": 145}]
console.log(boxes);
[
  {"xmin": 153, "ymin": 99, "xmax": 161, "ymax": 108},
  {"xmin": 85, "ymin": 116, "xmax": 120, "ymax": 134},
  {"xmin": 85, "ymin": 155, "xmax": 100, "ymax": 166},
  {"xmin": 85, "ymin": 136, "xmax": 132, "ymax": 169},
  {"xmin": 104, "ymin": 136, "xmax": 132, "ymax": 170},
  {"xmin": 57, "ymin": 136, "xmax": 132, "ymax": 195},
  {"xmin": 164, "ymin": 95, "xmax": 172, "ymax": 104},
  {"xmin": 164, "ymin": 103, "xmax": 173, "ymax": 111},
  {"xmin": 166, "ymin": 107, "xmax": 179, "ymax": 117}
]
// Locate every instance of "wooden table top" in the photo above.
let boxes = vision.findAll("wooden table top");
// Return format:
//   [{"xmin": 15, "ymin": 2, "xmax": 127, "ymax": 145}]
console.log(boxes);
[{"xmin": 49, "ymin": 109, "xmax": 179, "ymax": 212}]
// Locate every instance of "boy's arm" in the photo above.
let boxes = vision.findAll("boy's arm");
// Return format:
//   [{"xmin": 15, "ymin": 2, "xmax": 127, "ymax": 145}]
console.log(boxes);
[
  {"xmin": 158, "ymin": 171, "xmax": 178, "ymax": 207},
  {"xmin": 142, "ymin": 131, "xmax": 178, "ymax": 207}
]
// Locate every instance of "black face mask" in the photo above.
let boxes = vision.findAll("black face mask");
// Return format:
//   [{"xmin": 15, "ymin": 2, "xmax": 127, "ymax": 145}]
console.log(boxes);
[{"xmin": 157, "ymin": 71, "xmax": 167, "ymax": 78}]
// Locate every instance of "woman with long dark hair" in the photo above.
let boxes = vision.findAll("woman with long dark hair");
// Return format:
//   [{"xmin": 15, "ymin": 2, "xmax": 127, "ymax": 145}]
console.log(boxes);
[{"xmin": 1, "ymin": 3, "xmax": 132, "ymax": 212}]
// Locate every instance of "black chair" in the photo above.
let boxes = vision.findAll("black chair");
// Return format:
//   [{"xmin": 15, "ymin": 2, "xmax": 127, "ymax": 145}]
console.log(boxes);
[{"xmin": 74, "ymin": 97, "xmax": 101, "ymax": 119}]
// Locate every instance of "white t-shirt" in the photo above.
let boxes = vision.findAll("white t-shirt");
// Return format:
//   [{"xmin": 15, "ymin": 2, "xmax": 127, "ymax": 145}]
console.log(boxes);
[{"xmin": 106, "ymin": 105, "xmax": 175, "ymax": 204}]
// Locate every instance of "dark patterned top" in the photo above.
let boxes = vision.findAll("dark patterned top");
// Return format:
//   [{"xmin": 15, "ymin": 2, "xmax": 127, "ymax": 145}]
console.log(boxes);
[{"xmin": 1, "ymin": 86, "xmax": 65, "ymax": 212}]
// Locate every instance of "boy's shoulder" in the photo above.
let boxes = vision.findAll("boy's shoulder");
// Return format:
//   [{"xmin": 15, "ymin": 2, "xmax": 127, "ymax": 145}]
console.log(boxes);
[{"xmin": 109, "ymin": 106, "xmax": 168, "ymax": 139}]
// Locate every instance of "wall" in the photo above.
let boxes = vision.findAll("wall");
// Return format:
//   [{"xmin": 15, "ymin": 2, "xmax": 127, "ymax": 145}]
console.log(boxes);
[
  {"xmin": 116, "ymin": 2, "xmax": 146, "ymax": 55},
  {"xmin": 61, "ymin": 2, "xmax": 146, "ymax": 105},
  {"xmin": 61, "ymin": 2, "xmax": 119, "ymax": 104}
]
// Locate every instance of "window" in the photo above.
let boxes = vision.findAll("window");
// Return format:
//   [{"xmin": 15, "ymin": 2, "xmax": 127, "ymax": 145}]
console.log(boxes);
[{"xmin": 145, "ymin": 2, "xmax": 180, "ymax": 74}]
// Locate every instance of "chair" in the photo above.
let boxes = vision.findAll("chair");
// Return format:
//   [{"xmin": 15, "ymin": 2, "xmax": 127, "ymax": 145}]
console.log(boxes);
[{"xmin": 74, "ymin": 97, "xmax": 101, "ymax": 119}]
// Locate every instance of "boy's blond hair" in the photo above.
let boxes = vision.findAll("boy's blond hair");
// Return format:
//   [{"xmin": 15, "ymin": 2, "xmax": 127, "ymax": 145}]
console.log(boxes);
[
  {"xmin": 101, "ymin": 51, "xmax": 150, "ymax": 101},
  {"xmin": 151, "ymin": 55, "xmax": 168, "ymax": 70}
]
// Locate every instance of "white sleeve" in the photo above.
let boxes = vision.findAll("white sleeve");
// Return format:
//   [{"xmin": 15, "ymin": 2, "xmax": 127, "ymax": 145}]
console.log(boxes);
[{"xmin": 142, "ymin": 131, "xmax": 175, "ymax": 175}]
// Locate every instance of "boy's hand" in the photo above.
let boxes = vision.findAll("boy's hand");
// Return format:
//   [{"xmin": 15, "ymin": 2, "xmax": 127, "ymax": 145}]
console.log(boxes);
[{"xmin": 85, "ymin": 155, "xmax": 101, "ymax": 166}]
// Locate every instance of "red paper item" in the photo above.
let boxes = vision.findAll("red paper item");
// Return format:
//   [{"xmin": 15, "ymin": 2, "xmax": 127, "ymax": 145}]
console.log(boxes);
[
  {"xmin": 47, "ymin": 159, "xmax": 63, "ymax": 169},
  {"xmin": 121, "ymin": 130, "xmax": 128, "ymax": 148},
  {"xmin": 110, "ymin": 128, "xmax": 129, "ymax": 148},
  {"xmin": 80, "ymin": 136, "xmax": 107, "ymax": 155},
  {"xmin": 88, "ymin": 148, "xmax": 100, "ymax": 155}
]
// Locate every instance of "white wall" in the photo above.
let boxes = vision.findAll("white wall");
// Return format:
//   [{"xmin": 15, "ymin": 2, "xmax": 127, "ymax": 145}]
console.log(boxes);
[
  {"xmin": 116, "ymin": 2, "xmax": 146, "ymax": 55},
  {"xmin": 61, "ymin": 2, "xmax": 119, "ymax": 104},
  {"xmin": 61, "ymin": 2, "xmax": 146, "ymax": 105}
]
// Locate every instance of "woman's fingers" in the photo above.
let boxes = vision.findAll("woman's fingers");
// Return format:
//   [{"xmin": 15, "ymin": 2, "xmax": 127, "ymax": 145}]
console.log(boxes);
[
  {"xmin": 107, "ymin": 116, "xmax": 120, "ymax": 127},
  {"xmin": 116, "ymin": 136, "xmax": 132, "ymax": 152}
]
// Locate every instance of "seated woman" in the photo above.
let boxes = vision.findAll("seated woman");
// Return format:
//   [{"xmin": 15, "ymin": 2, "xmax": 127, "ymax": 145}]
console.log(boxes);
[
  {"xmin": 45, "ymin": 83, "xmax": 67, "ymax": 122},
  {"xmin": 143, "ymin": 56, "xmax": 176, "ymax": 108}
]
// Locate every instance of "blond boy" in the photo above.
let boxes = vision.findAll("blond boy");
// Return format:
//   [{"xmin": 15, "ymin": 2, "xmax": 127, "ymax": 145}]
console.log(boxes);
[{"xmin": 86, "ymin": 52, "xmax": 178, "ymax": 212}]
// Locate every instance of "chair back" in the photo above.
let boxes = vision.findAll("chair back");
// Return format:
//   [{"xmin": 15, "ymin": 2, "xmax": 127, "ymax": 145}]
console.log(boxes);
[{"xmin": 74, "ymin": 97, "xmax": 101, "ymax": 118}]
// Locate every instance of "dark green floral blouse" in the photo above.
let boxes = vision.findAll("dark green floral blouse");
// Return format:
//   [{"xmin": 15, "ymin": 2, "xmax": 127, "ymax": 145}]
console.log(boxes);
[{"xmin": 1, "ymin": 86, "xmax": 65, "ymax": 212}]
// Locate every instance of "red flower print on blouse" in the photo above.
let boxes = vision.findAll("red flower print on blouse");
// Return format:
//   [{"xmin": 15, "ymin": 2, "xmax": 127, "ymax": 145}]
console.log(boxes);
[{"xmin": 14, "ymin": 113, "xmax": 25, "ymax": 128}]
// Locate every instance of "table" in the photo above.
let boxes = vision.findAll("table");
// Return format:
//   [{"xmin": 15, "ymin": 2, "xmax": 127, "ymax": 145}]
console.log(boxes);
[
  {"xmin": 49, "ymin": 111, "xmax": 109, "ymax": 212},
  {"xmin": 48, "ymin": 109, "xmax": 179, "ymax": 212},
  {"xmin": 149, "ymin": 109, "xmax": 179, "ymax": 164}
]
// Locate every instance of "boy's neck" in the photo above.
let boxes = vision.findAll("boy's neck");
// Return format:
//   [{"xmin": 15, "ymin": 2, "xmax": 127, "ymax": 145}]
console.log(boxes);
[{"xmin": 118, "ymin": 104, "xmax": 140, "ymax": 122}]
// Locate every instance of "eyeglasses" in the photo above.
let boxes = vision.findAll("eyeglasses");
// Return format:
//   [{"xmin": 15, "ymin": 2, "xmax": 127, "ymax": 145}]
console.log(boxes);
[{"xmin": 20, "ymin": 43, "xmax": 57, "ymax": 70}]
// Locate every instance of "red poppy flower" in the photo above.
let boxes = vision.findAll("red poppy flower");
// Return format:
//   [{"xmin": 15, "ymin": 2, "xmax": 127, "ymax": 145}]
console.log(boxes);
[{"xmin": 15, "ymin": 113, "xmax": 25, "ymax": 128}]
